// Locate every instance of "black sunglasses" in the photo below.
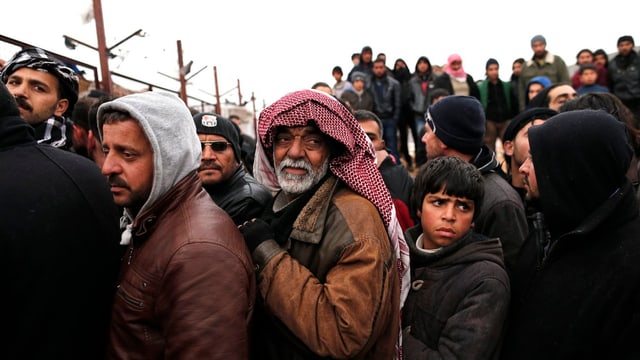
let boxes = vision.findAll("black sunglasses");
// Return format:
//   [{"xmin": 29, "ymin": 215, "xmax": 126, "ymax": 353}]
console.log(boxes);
[
  {"xmin": 200, "ymin": 141, "xmax": 232, "ymax": 152},
  {"xmin": 425, "ymin": 110, "xmax": 436, "ymax": 133}
]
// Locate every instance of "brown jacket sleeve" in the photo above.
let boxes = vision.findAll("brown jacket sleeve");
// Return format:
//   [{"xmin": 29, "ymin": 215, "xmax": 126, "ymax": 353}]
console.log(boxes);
[
  {"xmin": 158, "ymin": 241, "xmax": 255, "ymax": 359},
  {"xmin": 255, "ymin": 193, "xmax": 399, "ymax": 358}
]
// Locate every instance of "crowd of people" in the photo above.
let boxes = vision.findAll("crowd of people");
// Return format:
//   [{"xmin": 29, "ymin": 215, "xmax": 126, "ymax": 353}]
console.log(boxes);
[{"xmin": 1, "ymin": 33, "xmax": 640, "ymax": 360}]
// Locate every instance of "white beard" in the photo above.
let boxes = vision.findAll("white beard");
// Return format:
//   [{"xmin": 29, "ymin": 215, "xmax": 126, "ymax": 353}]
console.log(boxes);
[{"xmin": 275, "ymin": 156, "xmax": 329, "ymax": 196}]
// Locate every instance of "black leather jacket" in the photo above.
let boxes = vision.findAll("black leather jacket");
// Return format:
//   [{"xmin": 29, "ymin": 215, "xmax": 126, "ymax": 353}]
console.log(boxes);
[{"xmin": 204, "ymin": 165, "xmax": 273, "ymax": 225}]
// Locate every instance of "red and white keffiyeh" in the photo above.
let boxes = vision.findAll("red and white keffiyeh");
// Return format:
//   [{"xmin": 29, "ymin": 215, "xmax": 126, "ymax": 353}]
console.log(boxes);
[{"xmin": 254, "ymin": 88, "xmax": 411, "ymax": 309}]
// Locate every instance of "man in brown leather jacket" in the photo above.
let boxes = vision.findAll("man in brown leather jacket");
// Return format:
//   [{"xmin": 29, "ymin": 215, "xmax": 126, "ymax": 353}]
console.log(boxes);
[
  {"xmin": 98, "ymin": 91, "xmax": 255, "ymax": 359},
  {"xmin": 239, "ymin": 89, "xmax": 411, "ymax": 359}
]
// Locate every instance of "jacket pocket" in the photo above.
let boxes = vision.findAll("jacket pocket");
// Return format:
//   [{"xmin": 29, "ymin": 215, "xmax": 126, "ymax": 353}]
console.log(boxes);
[{"xmin": 116, "ymin": 285, "xmax": 144, "ymax": 309}]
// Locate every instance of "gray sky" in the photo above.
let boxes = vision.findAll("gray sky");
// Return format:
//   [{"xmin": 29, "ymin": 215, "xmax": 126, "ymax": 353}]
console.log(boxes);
[{"xmin": 2, "ymin": 0, "xmax": 637, "ymax": 111}]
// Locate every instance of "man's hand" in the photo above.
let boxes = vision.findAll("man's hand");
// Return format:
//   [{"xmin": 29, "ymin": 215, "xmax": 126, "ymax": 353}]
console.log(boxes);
[{"xmin": 238, "ymin": 218, "xmax": 275, "ymax": 253}]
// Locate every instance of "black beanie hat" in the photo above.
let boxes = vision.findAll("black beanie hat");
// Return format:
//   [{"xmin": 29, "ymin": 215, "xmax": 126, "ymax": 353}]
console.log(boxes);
[
  {"xmin": 618, "ymin": 35, "xmax": 634, "ymax": 46},
  {"xmin": 193, "ymin": 112, "xmax": 241, "ymax": 162},
  {"xmin": 486, "ymin": 58, "xmax": 499, "ymax": 69},
  {"xmin": 426, "ymin": 95, "xmax": 485, "ymax": 155},
  {"xmin": 503, "ymin": 107, "xmax": 558, "ymax": 142}
]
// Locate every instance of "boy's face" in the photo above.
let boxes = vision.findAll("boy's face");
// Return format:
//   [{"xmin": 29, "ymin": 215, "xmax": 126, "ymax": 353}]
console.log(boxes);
[{"xmin": 419, "ymin": 188, "xmax": 475, "ymax": 250}]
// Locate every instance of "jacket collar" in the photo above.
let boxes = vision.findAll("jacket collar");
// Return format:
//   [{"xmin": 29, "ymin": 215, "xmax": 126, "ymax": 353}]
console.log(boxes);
[
  {"xmin": 289, "ymin": 175, "xmax": 340, "ymax": 245},
  {"xmin": 132, "ymin": 171, "xmax": 201, "ymax": 239}
]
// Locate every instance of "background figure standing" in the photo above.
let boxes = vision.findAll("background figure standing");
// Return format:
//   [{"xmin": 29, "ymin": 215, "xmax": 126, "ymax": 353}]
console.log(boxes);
[
  {"xmin": 570, "ymin": 48, "xmax": 609, "ymax": 91},
  {"xmin": 408, "ymin": 56, "xmax": 436, "ymax": 165},
  {"xmin": 331, "ymin": 65, "xmax": 352, "ymax": 99},
  {"xmin": 478, "ymin": 58, "xmax": 518, "ymax": 151},
  {"xmin": 433, "ymin": 53, "xmax": 481, "ymax": 100},
  {"xmin": 518, "ymin": 35, "xmax": 570, "ymax": 112},
  {"xmin": 393, "ymin": 58, "xmax": 416, "ymax": 169},
  {"xmin": 347, "ymin": 45, "xmax": 374, "ymax": 85},
  {"xmin": 510, "ymin": 58, "xmax": 525, "ymax": 104},
  {"xmin": 372, "ymin": 58, "xmax": 402, "ymax": 161},
  {"xmin": 0, "ymin": 81, "xmax": 121, "ymax": 358},
  {"xmin": 609, "ymin": 35, "xmax": 640, "ymax": 127},
  {"xmin": 340, "ymin": 71, "xmax": 375, "ymax": 112}
]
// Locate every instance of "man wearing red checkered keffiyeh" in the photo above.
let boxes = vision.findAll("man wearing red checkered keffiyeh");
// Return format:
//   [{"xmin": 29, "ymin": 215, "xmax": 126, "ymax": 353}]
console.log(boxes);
[{"xmin": 240, "ymin": 89, "xmax": 409, "ymax": 359}]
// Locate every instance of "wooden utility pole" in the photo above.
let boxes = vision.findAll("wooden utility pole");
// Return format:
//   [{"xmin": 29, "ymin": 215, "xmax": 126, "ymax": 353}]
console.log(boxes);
[
  {"xmin": 177, "ymin": 40, "xmax": 187, "ymax": 104},
  {"xmin": 251, "ymin": 91, "xmax": 257, "ymax": 136},
  {"xmin": 237, "ymin": 79, "xmax": 242, "ymax": 106},
  {"xmin": 214, "ymin": 66, "xmax": 221, "ymax": 114},
  {"xmin": 92, "ymin": 0, "xmax": 112, "ymax": 94}
]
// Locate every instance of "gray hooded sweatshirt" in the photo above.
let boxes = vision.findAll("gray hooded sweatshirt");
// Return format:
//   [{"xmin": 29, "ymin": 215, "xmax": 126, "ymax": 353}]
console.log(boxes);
[{"xmin": 97, "ymin": 91, "xmax": 201, "ymax": 244}]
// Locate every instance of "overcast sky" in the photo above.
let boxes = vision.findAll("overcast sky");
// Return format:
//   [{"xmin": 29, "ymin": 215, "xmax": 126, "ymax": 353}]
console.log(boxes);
[{"xmin": 2, "ymin": 0, "xmax": 637, "ymax": 112}]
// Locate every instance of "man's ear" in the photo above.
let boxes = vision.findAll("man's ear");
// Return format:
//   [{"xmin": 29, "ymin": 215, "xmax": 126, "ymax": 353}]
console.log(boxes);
[
  {"xmin": 54, "ymin": 98, "xmax": 69, "ymax": 117},
  {"xmin": 503, "ymin": 140, "xmax": 514, "ymax": 156},
  {"xmin": 87, "ymin": 130, "xmax": 98, "ymax": 152}
]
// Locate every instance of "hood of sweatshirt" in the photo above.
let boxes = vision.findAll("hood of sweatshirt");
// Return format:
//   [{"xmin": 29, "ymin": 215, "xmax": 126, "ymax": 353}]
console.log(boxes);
[
  {"xmin": 528, "ymin": 109, "xmax": 632, "ymax": 237},
  {"xmin": 97, "ymin": 91, "xmax": 201, "ymax": 219}
]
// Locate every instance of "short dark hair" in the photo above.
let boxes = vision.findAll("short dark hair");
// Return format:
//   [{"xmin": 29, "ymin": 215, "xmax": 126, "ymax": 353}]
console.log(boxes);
[
  {"xmin": 593, "ymin": 49, "xmax": 609, "ymax": 66},
  {"xmin": 410, "ymin": 156, "xmax": 484, "ymax": 219},
  {"xmin": 575, "ymin": 48, "xmax": 594, "ymax": 61},
  {"xmin": 311, "ymin": 81, "xmax": 331, "ymax": 90},
  {"xmin": 332, "ymin": 66, "xmax": 343, "ymax": 75},
  {"xmin": 88, "ymin": 96, "xmax": 113, "ymax": 137},
  {"xmin": 353, "ymin": 109, "xmax": 384, "ymax": 137}
]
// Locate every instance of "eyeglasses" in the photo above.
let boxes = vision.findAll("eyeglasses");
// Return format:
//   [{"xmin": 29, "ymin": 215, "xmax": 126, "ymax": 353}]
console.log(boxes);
[
  {"xmin": 200, "ymin": 141, "xmax": 232, "ymax": 152},
  {"xmin": 425, "ymin": 110, "xmax": 436, "ymax": 133}
]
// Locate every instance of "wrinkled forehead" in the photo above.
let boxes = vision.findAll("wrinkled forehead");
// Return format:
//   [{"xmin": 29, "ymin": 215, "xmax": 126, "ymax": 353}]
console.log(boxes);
[{"xmin": 274, "ymin": 124, "xmax": 322, "ymax": 137}]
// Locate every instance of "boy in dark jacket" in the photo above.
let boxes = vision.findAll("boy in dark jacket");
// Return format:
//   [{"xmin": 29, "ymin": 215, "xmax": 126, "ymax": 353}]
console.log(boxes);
[{"xmin": 402, "ymin": 156, "xmax": 510, "ymax": 359}]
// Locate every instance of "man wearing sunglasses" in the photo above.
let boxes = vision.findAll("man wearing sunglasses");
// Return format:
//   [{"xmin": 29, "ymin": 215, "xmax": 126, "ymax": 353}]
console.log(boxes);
[{"xmin": 193, "ymin": 112, "xmax": 272, "ymax": 225}]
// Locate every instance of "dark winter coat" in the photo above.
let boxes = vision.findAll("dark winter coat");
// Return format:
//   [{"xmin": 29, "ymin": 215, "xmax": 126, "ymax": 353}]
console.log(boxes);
[
  {"xmin": 0, "ymin": 103, "xmax": 121, "ymax": 358},
  {"xmin": 204, "ymin": 164, "xmax": 273, "ymax": 225},
  {"xmin": 471, "ymin": 146, "xmax": 528, "ymax": 276},
  {"xmin": 402, "ymin": 226, "xmax": 510, "ymax": 359},
  {"xmin": 501, "ymin": 110, "xmax": 640, "ymax": 359}
]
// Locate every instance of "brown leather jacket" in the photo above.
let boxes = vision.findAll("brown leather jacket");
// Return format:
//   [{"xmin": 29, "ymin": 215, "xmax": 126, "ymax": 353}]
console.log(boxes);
[
  {"xmin": 108, "ymin": 173, "xmax": 256, "ymax": 359},
  {"xmin": 252, "ymin": 176, "xmax": 400, "ymax": 359}
]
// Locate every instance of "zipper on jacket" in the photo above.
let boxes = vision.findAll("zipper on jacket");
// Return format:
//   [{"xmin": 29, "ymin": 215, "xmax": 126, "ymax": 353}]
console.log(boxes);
[
  {"xmin": 127, "ymin": 245, "xmax": 134, "ymax": 265},
  {"xmin": 116, "ymin": 285, "xmax": 144, "ymax": 308}
]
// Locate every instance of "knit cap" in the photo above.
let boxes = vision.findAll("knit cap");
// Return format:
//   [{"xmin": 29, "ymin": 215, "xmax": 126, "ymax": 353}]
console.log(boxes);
[
  {"xmin": 426, "ymin": 95, "xmax": 485, "ymax": 155},
  {"xmin": 485, "ymin": 58, "xmax": 499, "ymax": 69},
  {"xmin": 193, "ymin": 112, "xmax": 241, "ymax": 162},
  {"xmin": 618, "ymin": 35, "xmax": 634, "ymax": 46},
  {"xmin": 503, "ymin": 107, "xmax": 558, "ymax": 142},
  {"xmin": 531, "ymin": 35, "xmax": 546, "ymax": 46}
]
